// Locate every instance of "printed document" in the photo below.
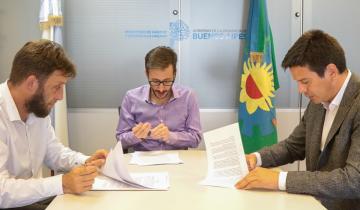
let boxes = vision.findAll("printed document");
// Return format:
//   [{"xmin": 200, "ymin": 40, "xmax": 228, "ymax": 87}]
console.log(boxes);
[
  {"xmin": 92, "ymin": 142, "xmax": 169, "ymax": 190},
  {"xmin": 130, "ymin": 151, "xmax": 183, "ymax": 166},
  {"xmin": 200, "ymin": 123, "xmax": 249, "ymax": 188}
]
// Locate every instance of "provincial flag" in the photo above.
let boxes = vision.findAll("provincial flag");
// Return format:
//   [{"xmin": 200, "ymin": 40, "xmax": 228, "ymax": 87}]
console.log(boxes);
[{"xmin": 238, "ymin": 0, "xmax": 279, "ymax": 154}]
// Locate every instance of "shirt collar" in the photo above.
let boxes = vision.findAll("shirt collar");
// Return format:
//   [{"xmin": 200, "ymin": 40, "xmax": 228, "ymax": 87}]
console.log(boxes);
[
  {"xmin": 144, "ymin": 84, "xmax": 180, "ymax": 104},
  {"xmin": 0, "ymin": 80, "xmax": 36, "ymax": 124},
  {"xmin": 322, "ymin": 70, "xmax": 352, "ymax": 111}
]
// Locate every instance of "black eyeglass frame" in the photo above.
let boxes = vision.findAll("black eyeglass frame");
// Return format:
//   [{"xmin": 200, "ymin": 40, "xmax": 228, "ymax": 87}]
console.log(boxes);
[{"xmin": 148, "ymin": 80, "xmax": 175, "ymax": 86}]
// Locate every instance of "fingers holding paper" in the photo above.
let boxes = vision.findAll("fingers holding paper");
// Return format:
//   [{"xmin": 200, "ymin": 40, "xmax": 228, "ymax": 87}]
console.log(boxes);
[
  {"xmin": 62, "ymin": 165, "xmax": 98, "ymax": 194},
  {"xmin": 86, "ymin": 149, "xmax": 108, "ymax": 168},
  {"xmin": 234, "ymin": 167, "xmax": 279, "ymax": 190}
]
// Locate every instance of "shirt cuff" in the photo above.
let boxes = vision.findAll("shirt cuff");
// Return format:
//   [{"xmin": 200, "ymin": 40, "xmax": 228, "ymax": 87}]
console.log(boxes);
[
  {"xmin": 132, "ymin": 134, "xmax": 145, "ymax": 145},
  {"xmin": 166, "ymin": 132, "xmax": 177, "ymax": 145},
  {"xmin": 278, "ymin": 171, "xmax": 288, "ymax": 191},
  {"xmin": 254, "ymin": 152, "xmax": 262, "ymax": 166},
  {"xmin": 75, "ymin": 155, "xmax": 90, "ymax": 166},
  {"xmin": 45, "ymin": 174, "xmax": 65, "ymax": 195}
]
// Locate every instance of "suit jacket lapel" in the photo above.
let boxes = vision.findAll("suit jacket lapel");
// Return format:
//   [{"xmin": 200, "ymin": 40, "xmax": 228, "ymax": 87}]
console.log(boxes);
[{"xmin": 323, "ymin": 75, "xmax": 360, "ymax": 151}]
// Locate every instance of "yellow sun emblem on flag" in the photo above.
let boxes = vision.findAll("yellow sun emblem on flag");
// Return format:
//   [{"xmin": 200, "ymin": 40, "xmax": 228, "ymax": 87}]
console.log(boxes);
[{"xmin": 240, "ymin": 59, "xmax": 275, "ymax": 114}]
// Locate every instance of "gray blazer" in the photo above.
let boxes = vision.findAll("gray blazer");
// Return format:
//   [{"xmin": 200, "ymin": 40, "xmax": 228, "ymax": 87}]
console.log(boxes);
[{"xmin": 259, "ymin": 74, "xmax": 360, "ymax": 210}]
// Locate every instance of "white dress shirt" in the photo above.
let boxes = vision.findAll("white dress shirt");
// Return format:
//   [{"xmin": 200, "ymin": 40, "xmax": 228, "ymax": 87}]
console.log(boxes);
[
  {"xmin": 255, "ymin": 70, "xmax": 352, "ymax": 191},
  {"xmin": 0, "ymin": 81, "xmax": 88, "ymax": 208},
  {"xmin": 320, "ymin": 71, "xmax": 351, "ymax": 151}
]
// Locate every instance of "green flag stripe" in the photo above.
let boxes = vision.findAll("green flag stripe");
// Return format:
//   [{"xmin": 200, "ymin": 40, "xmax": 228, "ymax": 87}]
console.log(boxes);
[
  {"xmin": 270, "ymin": 28, "xmax": 279, "ymax": 90},
  {"xmin": 257, "ymin": 0, "xmax": 266, "ymax": 51}
]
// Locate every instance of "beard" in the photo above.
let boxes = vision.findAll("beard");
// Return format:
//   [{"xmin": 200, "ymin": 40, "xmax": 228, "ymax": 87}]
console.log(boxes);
[
  {"xmin": 25, "ymin": 87, "xmax": 51, "ymax": 118},
  {"xmin": 151, "ymin": 88, "xmax": 171, "ymax": 100}
]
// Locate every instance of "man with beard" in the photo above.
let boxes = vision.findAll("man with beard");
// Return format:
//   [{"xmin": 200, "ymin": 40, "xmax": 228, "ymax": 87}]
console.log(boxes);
[
  {"xmin": 235, "ymin": 30, "xmax": 360, "ymax": 210},
  {"xmin": 116, "ymin": 46, "xmax": 202, "ymax": 151},
  {"xmin": 0, "ymin": 40, "xmax": 107, "ymax": 209}
]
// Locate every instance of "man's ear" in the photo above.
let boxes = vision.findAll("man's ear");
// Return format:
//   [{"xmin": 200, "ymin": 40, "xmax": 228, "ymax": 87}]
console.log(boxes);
[
  {"xmin": 24, "ymin": 75, "xmax": 39, "ymax": 94},
  {"xmin": 325, "ymin": 63, "xmax": 338, "ymax": 79}
]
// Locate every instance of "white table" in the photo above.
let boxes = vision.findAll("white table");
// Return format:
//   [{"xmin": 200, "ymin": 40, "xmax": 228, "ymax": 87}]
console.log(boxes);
[{"xmin": 46, "ymin": 150, "xmax": 325, "ymax": 210}]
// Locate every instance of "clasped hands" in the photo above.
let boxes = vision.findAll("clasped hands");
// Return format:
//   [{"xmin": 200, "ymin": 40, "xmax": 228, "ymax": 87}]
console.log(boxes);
[
  {"xmin": 132, "ymin": 122, "xmax": 169, "ymax": 142},
  {"xmin": 62, "ymin": 149, "xmax": 108, "ymax": 194},
  {"xmin": 234, "ymin": 154, "xmax": 280, "ymax": 190}
]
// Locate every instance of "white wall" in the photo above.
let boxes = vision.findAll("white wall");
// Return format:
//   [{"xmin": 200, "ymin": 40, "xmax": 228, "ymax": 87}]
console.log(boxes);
[
  {"xmin": 0, "ymin": 0, "xmax": 41, "ymax": 81},
  {"xmin": 68, "ymin": 108, "xmax": 306, "ymax": 171}
]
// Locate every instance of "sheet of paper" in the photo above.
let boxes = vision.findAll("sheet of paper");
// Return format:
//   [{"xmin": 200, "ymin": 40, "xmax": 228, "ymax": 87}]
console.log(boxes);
[
  {"xmin": 200, "ymin": 123, "xmax": 249, "ymax": 189},
  {"xmin": 129, "ymin": 151, "xmax": 183, "ymax": 166},
  {"xmin": 93, "ymin": 172, "xmax": 169, "ymax": 191},
  {"xmin": 92, "ymin": 142, "xmax": 169, "ymax": 190},
  {"xmin": 130, "ymin": 172, "xmax": 169, "ymax": 189},
  {"xmin": 93, "ymin": 175, "xmax": 140, "ymax": 191}
]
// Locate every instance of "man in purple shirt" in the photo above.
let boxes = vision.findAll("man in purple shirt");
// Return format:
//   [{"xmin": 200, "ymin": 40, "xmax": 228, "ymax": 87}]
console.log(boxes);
[{"xmin": 115, "ymin": 46, "xmax": 202, "ymax": 151}]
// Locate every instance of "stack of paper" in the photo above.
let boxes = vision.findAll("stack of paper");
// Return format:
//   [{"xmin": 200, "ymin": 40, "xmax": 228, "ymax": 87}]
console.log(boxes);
[
  {"xmin": 92, "ymin": 142, "xmax": 170, "ymax": 191},
  {"xmin": 129, "ymin": 151, "xmax": 183, "ymax": 166},
  {"xmin": 200, "ymin": 123, "xmax": 249, "ymax": 189}
]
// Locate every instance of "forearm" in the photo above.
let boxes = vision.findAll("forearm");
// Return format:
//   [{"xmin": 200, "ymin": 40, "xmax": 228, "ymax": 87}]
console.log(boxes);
[
  {"xmin": 0, "ymin": 175, "xmax": 63, "ymax": 208},
  {"xmin": 116, "ymin": 131, "xmax": 142, "ymax": 149},
  {"xmin": 259, "ymin": 139, "xmax": 305, "ymax": 168},
  {"xmin": 167, "ymin": 130, "xmax": 201, "ymax": 148},
  {"xmin": 286, "ymin": 167, "xmax": 360, "ymax": 198},
  {"xmin": 43, "ymin": 120, "xmax": 88, "ymax": 171},
  {"xmin": 44, "ymin": 142, "xmax": 88, "ymax": 172}
]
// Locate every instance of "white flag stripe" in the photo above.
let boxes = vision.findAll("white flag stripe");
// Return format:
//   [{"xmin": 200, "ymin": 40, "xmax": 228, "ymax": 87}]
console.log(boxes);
[{"xmin": 40, "ymin": 0, "xmax": 69, "ymax": 147}]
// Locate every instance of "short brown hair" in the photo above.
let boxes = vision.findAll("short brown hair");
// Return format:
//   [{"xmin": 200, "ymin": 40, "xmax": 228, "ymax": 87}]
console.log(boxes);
[
  {"xmin": 282, "ymin": 29, "xmax": 347, "ymax": 77},
  {"xmin": 145, "ymin": 46, "xmax": 177, "ymax": 75},
  {"xmin": 9, "ymin": 39, "xmax": 76, "ymax": 85}
]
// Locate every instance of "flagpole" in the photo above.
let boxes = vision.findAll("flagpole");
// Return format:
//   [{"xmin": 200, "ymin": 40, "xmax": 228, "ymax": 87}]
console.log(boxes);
[{"xmin": 296, "ymin": 0, "xmax": 305, "ymax": 172}]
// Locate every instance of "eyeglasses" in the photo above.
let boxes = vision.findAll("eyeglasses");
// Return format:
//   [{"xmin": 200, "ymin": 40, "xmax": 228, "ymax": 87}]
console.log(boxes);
[{"xmin": 148, "ymin": 80, "xmax": 174, "ymax": 86}]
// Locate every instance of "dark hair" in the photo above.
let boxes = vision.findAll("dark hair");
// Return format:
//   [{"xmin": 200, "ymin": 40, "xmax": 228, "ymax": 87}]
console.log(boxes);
[
  {"xmin": 145, "ymin": 46, "xmax": 177, "ymax": 75},
  {"xmin": 282, "ymin": 29, "xmax": 346, "ymax": 77},
  {"xmin": 9, "ymin": 39, "xmax": 76, "ymax": 85}
]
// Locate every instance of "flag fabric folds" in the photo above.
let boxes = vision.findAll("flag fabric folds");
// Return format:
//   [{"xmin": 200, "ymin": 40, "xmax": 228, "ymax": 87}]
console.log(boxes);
[
  {"xmin": 39, "ymin": 0, "xmax": 69, "ymax": 147},
  {"xmin": 238, "ymin": 0, "xmax": 279, "ymax": 154}
]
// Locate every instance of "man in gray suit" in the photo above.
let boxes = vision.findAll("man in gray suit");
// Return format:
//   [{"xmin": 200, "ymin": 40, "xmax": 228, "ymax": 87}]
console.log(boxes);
[{"xmin": 235, "ymin": 30, "xmax": 360, "ymax": 210}]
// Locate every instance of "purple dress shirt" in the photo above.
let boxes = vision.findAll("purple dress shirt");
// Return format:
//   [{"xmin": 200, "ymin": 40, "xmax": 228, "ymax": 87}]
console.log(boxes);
[{"xmin": 115, "ymin": 84, "xmax": 202, "ymax": 151}]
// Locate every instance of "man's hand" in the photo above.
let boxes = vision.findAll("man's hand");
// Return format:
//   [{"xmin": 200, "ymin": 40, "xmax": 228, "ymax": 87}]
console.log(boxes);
[
  {"xmin": 62, "ymin": 165, "xmax": 98, "ymax": 194},
  {"xmin": 246, "ymin": 154, "xmax": 257, "ymax": 171},
  {"xmin": 151, "ymin": 123, "xmax": 169, "ymax": 142},
  {"xmin": 85, "ymin": 149, "xmax": 108, "ymax": 168},
  {"xmin": 235, "ymin": 167, "xmax": 279, "ymax": 190},
  {"xmin": 132, "ymin": 122, "xmax": 151, "ymax": 139}
]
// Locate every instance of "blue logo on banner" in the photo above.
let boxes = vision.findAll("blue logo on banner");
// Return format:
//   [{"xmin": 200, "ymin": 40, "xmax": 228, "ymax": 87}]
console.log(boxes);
[
  {"xmin": 124, "ymin": 19, "xmax": 246, "ymax": 46},
  {"xmin": 169, "ymin": 20, "xmax": 190, "ymax": 41},
  {"xmin": 169, "ymin": 20, "xmax": 190, "ymax": 47}
]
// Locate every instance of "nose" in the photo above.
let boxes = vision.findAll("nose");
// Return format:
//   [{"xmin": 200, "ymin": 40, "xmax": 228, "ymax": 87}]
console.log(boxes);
[
  {"xmin": 297, "ymin": 83, "xmax": 306, "ymax": 94},
  {"xmin": 158, "ymin": 83, "xmax": 165, "ymax": 92},
  {"xmin": 56, "ymin": 86, "xmax": 64, "ymax": 100}
]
